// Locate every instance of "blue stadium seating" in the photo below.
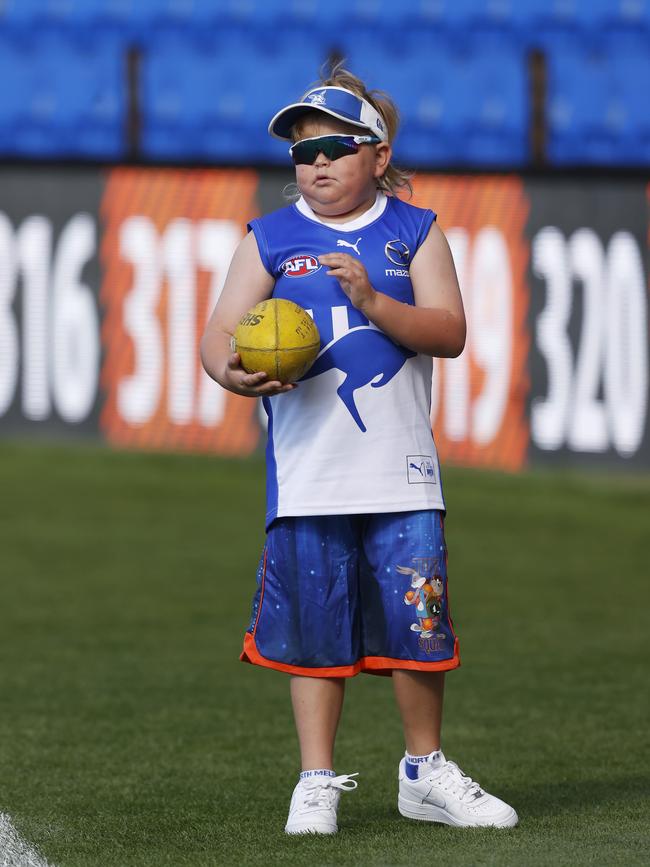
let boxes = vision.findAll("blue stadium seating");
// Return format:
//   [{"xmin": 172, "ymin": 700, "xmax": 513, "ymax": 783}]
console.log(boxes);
[
  {"xmin": 605, "ymin": 33, "xmax": 650, "ymax": 162},
  {"xmin": 0, "ymin": 1, "xmax": 649, "ymax": 165},
  {"xmin": 338, "ymin": 0, "xmax": 525, "ymax": 43},
  {"xmin": 0, "ymin": 0, "xmax": 136, "ymax": 42},
  {"xmin": 0, "ymin": 33, "xmax": 28, "ymax": 154},
  {"xmin": 343, "ymin": 35, "xmax": 527, "ymax": 166},
  {"xmin": 127, "ymin": 0, "xmax": 351, "ymax": 48},
  {"xmin": 547, "ymin": 35, "xmax": 650, "ymax": 164},
  {"xmin": 342, "ymin": 0, "xmax": 625, "ymax": 48},
  {"xmin": 547, "ymin": 42, "xmax": 606, "ymax": 163},
  {"xmin": 140, "ymin": 33, "xmax": 329, "ymax": 163},
  {"xmin": 572, "ymin": 0, "xmax": 650, "ymax": 41},
  {"xmin": 461, "ymin": 43, "xmax": 528, "ymax": 164},
  {"xmin": 0, "ymin": 32, "xmax": 126, "ymax": 158},
  {"xmin": 0, "ymin": 0, "xmax": 80, "ymax": 32}
]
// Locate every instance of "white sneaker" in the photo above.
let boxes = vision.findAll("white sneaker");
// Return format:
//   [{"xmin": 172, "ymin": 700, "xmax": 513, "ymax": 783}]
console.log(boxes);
[
  {"xmin": 285, "ymin": 772, "xmax": 359, "ymax": 835},
  {"xmin": 398, "ymin": 754, "xmax": 518, "ymax": 828}
]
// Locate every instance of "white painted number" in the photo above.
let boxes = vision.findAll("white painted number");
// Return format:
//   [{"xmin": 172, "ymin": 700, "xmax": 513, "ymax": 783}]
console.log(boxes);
[
  {"xmin": 51, "ymin": 213, "xmax": 100, "ymax": 423},
  {"xmin": 0, "ymin": 213, "xmax": 18, "ymax": 416},
  {"xmin": 470, "ymin": 227, "xmax": 512, "ymax": 445},
  {"xmin": 17, "ymin": 216, "xmax": 52, "ymax": 420},
  {"xmin": 567, "ymin": 229, "xmax": 608, "ymax": 451},
  {"xmin": 531, "ymin": 226, "xmax": 573, "ymax": 450},
  {"xmin": 0, "ymin": 211, "xmax": 99, "ymax": 423},
  {"xmin": 532, "ymin": 226, "xmax": 647, "ymax": 456},
  {"xmin": 164, "ymin": 219, "xmax": 196, "ymax": 425},
  {"xmin": 118, "ymin": 216, "xmax": 163, "ymax": 424},
  {"xmin": 441, "ymin": 228, "xmax": 470, "ymax": 441},
  {"xmin": 196, "ymin": 220, "xmax": 240, "ymax": 426},
  {"xmin": 604, "ymin": 232, "xmax": 648, "ymax": 456},
  {"xmin": 118, "ymin": 216, "xmax": 241, "ymax": 426}
]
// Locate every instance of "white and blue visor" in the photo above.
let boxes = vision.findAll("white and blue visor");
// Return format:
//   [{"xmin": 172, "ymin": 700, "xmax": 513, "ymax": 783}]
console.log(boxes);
[{"xmin": 268, "ymin": 86, "xmax": 388, "ymax": 142}]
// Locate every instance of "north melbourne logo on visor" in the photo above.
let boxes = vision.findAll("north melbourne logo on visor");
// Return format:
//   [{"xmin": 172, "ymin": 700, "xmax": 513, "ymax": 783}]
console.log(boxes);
[
  {"xmin": 306, "ymin": 90, "xmax": 326, "ymax": 106},
  {"xmin": 280, "ymin": 254, "xmax": 321, "ymax": 277}
]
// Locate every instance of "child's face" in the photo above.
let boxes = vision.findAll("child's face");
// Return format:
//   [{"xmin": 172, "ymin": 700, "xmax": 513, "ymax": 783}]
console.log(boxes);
[{"xmin": 293, "ymin": 116, "xmax": 390, "ymax": 218}]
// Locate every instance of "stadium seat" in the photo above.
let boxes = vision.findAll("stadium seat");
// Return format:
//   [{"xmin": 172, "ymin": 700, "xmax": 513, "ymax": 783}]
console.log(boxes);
[
  {"xmin": 506, "ymin": 0, "xmax": 587, "ymax": 50},
  {"xmin": 547, "ymin": 35, "xmax": 650, "ymax": 165},
  {"xmin": 140, "ymin": 33, "xmax": 218, "ymax": 158},
  {"xmin": 372, "ymin": 52, "xmax": 457, "ymax": 164},
  {"xmin": 510, "ymin": 0, "xmax": 650, "ymax": 47},
  {"xmin": 2, "ymin": 3, "xmax": 647, "ymax": 167},
  {"xmin": 574, "ymin": 0, "xmax": 650, "ymax": 41},
  {"xmin": 345, "ymin": 36, "xmax": 527, "ymax": 166},
  {"xmin": 462, "ymin": 44, "xmax": 528, "ymax": 164},
  {"xmin": 417, "ymin": 0, "xmax": 521, "ymax": 44},
  {"xmin": 126, "ymin": 0, "xmax": 223, "ymax": 46},
  {"xmin": 347, "ymin": 0, "xmax": 451, "ymax": 42},
  {"xmin": 605, "ymin": 33, "xmax": 650, "ymax": 162},
  {"xmin": 140, "ymin": 33, "xmax": 329, "ymax": 163},
  {"xmin": 126, "ymin": 0, "xmax": 347, "ymax": 48},
  {"xmin": 0, "ymin": 0, "xmax": 136, "ymax": 43},
  {"xmin": 6, "ymin": 33, "xmax": 126, "ymax": 159},
  {"xmin": 0, "ymin": 33, "xmax": 30, "ymax": 155},
  {"xmin": 547, "ymin": 42, "xmax": 604, "ymax": 163},
  {"xmin": 0, "ymin": 0, "xmax": 75, "ymax": 32}
]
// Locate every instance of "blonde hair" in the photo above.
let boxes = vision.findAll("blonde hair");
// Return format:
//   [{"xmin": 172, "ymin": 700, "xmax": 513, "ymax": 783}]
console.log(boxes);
[{"xmin": 290, "ymin": 61, "xmax": 413, "ymax": 199}]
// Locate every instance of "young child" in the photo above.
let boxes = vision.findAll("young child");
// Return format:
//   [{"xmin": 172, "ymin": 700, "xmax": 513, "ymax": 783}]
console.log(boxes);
[{"xmin": 200, "ymin": 65, "xmax": 518, "ymax": 834}]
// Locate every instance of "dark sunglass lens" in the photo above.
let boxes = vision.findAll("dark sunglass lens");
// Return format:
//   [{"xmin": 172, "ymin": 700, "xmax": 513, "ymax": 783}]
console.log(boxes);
[
  {"xmin": 291, "ymin": 137, "xmax": 359, "ymax": 165},
  {"xmin": 292, "ymin": 142, "xmax": 319, "ymax": 164},
  {"xmin": 326, "ymin": 138, "xmax": 362, "ymax": 159}
]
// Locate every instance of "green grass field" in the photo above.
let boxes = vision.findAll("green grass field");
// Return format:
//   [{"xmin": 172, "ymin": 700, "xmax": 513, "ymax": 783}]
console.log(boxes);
[{"xmin": 0, "ymin": 442, "xmax": 648, "ymax": 867}]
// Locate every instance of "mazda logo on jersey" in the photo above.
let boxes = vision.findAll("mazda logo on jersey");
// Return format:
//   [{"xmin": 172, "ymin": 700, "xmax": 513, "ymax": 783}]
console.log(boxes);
[
  {"xmin": 280, "ymin": 254, "xmax": 321, "ymax": 277},
  {"xmin": 385, "ymin": 240, "xmax": 410, "ymax": 266}
]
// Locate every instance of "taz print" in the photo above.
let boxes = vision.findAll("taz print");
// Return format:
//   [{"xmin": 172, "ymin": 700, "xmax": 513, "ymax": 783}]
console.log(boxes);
[{"xmin": 397, "ymin": 560, "xmax": 446, "ymax": 654}]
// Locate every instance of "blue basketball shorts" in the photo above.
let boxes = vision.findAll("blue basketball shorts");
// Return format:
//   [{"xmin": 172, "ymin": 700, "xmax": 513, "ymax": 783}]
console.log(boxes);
[{"xmin": 240, "ymin": 510, "xmax": 460, "ymax": 677}]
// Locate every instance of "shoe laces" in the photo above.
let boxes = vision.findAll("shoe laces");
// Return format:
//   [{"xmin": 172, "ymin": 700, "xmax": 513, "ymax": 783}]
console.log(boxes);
[
  {"xmin": 437, "ymin": 761, "xmax": 484, "ymax": 802},
  {"xmin": 300, "ymin": 773, "xmax": 359, "ymax": 809}
]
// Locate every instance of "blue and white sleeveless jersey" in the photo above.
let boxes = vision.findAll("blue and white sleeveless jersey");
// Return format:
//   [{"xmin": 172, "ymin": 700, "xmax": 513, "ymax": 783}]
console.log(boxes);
[{"xmin": 248, "ymin": 192, "xmax": 446, "ymax": 527}]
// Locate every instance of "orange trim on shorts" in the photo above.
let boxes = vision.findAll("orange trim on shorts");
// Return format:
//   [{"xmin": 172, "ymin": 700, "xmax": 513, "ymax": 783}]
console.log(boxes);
[{"xmin": 240, "ymin": 631, "xmax": 460, "ymax": 678}]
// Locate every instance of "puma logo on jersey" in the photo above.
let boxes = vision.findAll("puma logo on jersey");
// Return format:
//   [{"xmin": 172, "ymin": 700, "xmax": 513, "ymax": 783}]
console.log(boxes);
[
  {"xmin": 407, "ymin": 457, "xmax": 436, "ymax": 484},
  {"xmin": 336, "ymin": 237, "xmax": 362, "ymax": 255}
]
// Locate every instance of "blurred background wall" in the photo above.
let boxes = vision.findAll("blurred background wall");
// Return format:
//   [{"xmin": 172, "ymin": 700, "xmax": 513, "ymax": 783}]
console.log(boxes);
[{"xmin": 0, "ymin": 0, "xmax": 648, "ymax": 471}]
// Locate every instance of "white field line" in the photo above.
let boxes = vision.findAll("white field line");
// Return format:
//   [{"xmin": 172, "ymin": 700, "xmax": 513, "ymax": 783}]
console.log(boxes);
[{"xmin": 0, "ymin": 814, "xmax": 54, "ymax": 867}]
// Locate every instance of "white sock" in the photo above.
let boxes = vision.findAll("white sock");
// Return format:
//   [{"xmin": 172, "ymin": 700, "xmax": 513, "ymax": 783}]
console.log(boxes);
[
  {"xmin": 300, "ymin": 768, "xmax": 336, "ymax": 781},
  {"xmin": 405, "ymin": 749, "xmax": 444, "ymax": 780}
]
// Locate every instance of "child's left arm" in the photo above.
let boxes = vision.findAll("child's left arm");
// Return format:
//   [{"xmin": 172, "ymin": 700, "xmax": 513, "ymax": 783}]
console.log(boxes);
[{"xmin": 319, "ymin": 221, "xmax": 466, "ymax": 358}]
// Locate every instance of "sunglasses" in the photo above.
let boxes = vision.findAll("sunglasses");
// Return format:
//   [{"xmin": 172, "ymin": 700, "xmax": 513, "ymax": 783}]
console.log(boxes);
[{"xmin": 289, "ymin": 134, "xmax": 382, "ymax": 165}]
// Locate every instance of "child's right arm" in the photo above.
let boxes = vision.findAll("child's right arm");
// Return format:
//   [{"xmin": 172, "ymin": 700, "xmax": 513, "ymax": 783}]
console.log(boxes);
[{"xmin": 200, "ymin": 231, "xmax": 295, "ymax": 397}]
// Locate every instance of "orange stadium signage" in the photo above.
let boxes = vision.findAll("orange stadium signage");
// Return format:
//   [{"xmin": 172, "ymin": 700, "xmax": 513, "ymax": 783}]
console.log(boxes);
[
  {"xmin": 1, "ymin": 167, "xmax": 647, "ymax": 471},
  {"xmin": 98, "ymin": 169, "xmax": 530, "ymax": 470},
  {"xmin": 99, "ymin": 168, "xmax": 261, "ymax": 455},
  {"xmin": 410, "ymin": 176, "xmax": 530, "ymax": 471}
]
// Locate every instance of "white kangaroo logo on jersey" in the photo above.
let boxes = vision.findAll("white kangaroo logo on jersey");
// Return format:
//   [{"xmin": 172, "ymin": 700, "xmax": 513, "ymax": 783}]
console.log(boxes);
[
  {"xmin": 336, "ymin": 237, "xmax": 362, "ymax": 255},
  {"xmin": 300, "ymin": 304, "xmax": 416, "ymax": 432}
]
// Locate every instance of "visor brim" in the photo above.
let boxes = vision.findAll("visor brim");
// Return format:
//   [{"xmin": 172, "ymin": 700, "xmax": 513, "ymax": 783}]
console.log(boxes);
[{"xmin": 268, "ymin": 104, "xmax": 378, "ymax": 141}]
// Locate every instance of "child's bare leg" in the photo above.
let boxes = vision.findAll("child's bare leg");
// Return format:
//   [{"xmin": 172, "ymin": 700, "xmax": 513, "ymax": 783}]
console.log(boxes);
[
  {"xmin": 392, "ymin": 670, "xmax": 445, "ymax": 754},
  {"xmin": 290, "ymin": 676, "xmax": 345, "ymax": 770}
]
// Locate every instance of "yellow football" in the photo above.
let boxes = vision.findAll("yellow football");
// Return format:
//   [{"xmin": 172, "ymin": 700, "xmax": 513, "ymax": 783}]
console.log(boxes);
[{"xmin": 232, "ymin": 298, "xmax": 321, "ymax": 384}]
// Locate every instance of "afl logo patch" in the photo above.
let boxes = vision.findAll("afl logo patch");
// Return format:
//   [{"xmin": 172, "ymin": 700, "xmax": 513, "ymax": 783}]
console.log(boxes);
[
  {"xmin": 385, "ymin": 239, "xmax": 410, "ymax": 266},
  {"xmin": 280, "ymin": 254, "xmax": 321, "ymax": 278}
]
